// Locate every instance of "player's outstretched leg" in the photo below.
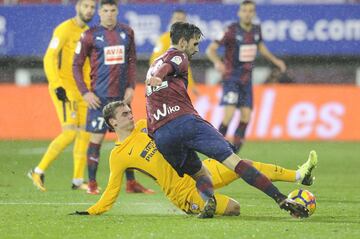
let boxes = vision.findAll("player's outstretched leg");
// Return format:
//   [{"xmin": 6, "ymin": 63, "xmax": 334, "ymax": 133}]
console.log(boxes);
[
  {"xmin": 27, "ymin": 169, "xmax": 46, "ymax": 192},
  {"xmin": 198, "ymin": 196, "xmax": 217, "ymax": 219},
  {"xmin": 278, "ymin": 197, "xmax": 309, "ymax": 218},
  {"xmin": 298, "ymin": 150, "xmax": 318, "ymax": 186}
]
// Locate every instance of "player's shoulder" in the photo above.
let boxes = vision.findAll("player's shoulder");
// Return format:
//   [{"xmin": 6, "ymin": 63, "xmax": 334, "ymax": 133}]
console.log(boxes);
[
  {"xmin": 117, "ymin": 22, "xmax": 134, "ymax": 34},
  {"xmin": 55, "ymin": 19, "xmax": 73, "ymax": 29},
  {"xmin": 80, "ymin": 26, "xmax": 101, "ymax": 42},
  {"xmin": 164, "ymin": 49, "xmax": 187, "ymax": 62},
  {"xmin": 135, "ymin": 120, "xmax": 148, "ymax": 133},
  {"xmin": 85, "ymin": 25, "xmax": 101, "ymax": 35},
  {"xmin": 252, "ymin": 23, "xmax": 261, "ymax": 31},
  {"xmin": 227, "ymin": 22, "xmax": 238, "ymax": 31},
  {"xmin": 53, "ymin": 19, "xmax": 75, "ymax": 34}
]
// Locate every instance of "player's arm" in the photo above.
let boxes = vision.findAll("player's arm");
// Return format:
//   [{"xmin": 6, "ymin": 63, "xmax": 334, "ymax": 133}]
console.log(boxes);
[
  {"xmin": 124, "ymin": 28, "xmax": 137, "ymax": 104},
  {"xmin": 258, "ymin": 42, "xmax": 286, "ymax": 73},
  {"xmin": 73, "ymin": 32, "xmax": 91, "ymax": 95},
  {"xmin": 145, "ymin": 63, "xmax": 172, "ymax": 86},
  {"xmin": 73, "ymin": 32, "xmax": 100, "ymax": 109},
  {"xmin": 81, "ymin": 152, "xmax": 126, "ymax": 215},
  {"xmin": 147, "ymin": 52, "xmax": 189, "ymax": 87},
  {"xmin": 43, "ymin": 26, "xmax": 69, "ymax": 102},
  {"xmin": 206, "ymin": 38, "xmax": 226, "ymax": 75},
  {"xmin": 44, "ymin": 26, "xmax": 67, "ymax": 89}
]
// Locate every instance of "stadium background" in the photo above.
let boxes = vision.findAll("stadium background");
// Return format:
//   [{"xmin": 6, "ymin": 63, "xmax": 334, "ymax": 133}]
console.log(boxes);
[
  {"xmin": 0, "ymin": 2, "xmax": 360, "ymax": 239},
  {"xmin": 0, "ymin": 0, "xmax": 359, "ymax": 141}
]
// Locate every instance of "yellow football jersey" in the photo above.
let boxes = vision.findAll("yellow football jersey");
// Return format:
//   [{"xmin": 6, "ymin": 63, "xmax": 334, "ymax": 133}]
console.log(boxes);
[
  {"xmin": 150, "ymin": 32, "xmax": 196, "ymax": 89},
  {"xmin": 43, "ymin": 18, "xmax": 90, "ymax": 98},
  {"xmin": 87, "ymin": 120, "xmax": 187, "ymax": 215}
]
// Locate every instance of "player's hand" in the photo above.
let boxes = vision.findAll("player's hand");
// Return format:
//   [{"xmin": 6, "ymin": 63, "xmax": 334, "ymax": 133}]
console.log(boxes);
[
  {"xmin": 146, "ymin": 76, "xmax": 162, "ymax": 87},
  {"xmin": 69, "ymin": 211, "xmax": 89, "ymax": 215},
  {"xmin": 214, "ymin": 61, "xmax": 226, "ymax": 75},
  {"xmin": 83, "ymin": 92, "xmax": 101, "ymax": 109},
  {"xmin": 124, "ymin": 87, "xmax": 134, "ymax": 104},
  {"xmin": 55, "ymin": 87, "xmax": 69, "ymax": 102},
  {"xmin": 274, "ymin": 59, "xmax": 287, "ymax": 73}
]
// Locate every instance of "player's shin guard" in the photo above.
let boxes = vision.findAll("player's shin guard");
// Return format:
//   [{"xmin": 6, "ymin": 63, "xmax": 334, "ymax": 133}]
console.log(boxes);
[
  {"xmin": 37, "ymin": 130, "xmax": 76, "ymax": 171},
  {"xmin": 234, "ymin": 160, "xmax": 286, "ymax": 203},
  {"xmin": 87, "ymin": 142, "xmax": 101, "ymax": 182},
  {"xmin": 195, "ymin": 175, "xmax": 214, "ymax": 202},
  {"xmin": 73, "ymin": 131, "xmax": 90, "ymax": 182},
  {"xmin": 233, "ymin": 122, "xmax": 248, "ymax": 153},
  {"xmin": 219, "ymin": 123, "xmax": 228, "ymax": 137}
]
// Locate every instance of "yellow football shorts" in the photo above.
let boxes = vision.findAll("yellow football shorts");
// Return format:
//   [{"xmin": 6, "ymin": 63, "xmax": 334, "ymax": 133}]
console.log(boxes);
[
  {"xmin": 49, "ymin": 88, "xmax": 87, "ymax": 129},
  {"xmin": 174, "ymin": 159, "xmax": 239, "ymax": 215}
]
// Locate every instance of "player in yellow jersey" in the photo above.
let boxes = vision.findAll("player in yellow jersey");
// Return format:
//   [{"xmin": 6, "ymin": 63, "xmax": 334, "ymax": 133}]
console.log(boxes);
[
  {"xmin": 27, "ymin": 0, "xmax": 96, "ymax": 192},
  {"xmin": 71, "ymin": 101, "xmax": 318, "ymax": 216},
  {"xmin": 150, "ymin": 9, "xmax": 199, "ymax": 96},
  {"xmin": 28, "ymin": 0, "xmax": 150, "ymax": 194}
]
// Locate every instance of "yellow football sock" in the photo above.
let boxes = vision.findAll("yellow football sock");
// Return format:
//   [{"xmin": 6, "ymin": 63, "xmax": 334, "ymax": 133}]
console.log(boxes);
[
  {"xmin": 252, "ymin": 161, "xmax": 296, "ymax": 182},
  {"xmin": 73, "ymin": 130, "xmax": 90, "ymax": 181},
  {"xmin": 37, "ymin": 130, "xmax": 77, "ymax": 171}
]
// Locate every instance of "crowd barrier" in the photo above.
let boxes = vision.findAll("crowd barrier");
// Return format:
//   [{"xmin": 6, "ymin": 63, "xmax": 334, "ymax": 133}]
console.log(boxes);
[{"xmin": 0, "ymin": 84, "xmax": 359, "ymax": 140}]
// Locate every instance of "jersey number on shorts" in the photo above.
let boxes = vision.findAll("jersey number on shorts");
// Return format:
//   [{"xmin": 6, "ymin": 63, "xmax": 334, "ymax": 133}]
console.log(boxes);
[
  {"xmin": 91, "ymin": 117, "xmax": 105, "ymax": 130},
  {"xmin": 223, "ymin": 92, "xmax": 239, "ymax": 104}
]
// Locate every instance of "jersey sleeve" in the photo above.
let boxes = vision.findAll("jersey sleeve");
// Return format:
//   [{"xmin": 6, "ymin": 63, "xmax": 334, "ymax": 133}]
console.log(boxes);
[
  {"xmin": 87, "ymin": 149, "xmax": 126, "ymax": 215},
  {"xmin": 165, "ymin": 52, "xmax": 189, "ymax": 79},
  {"xmin": 215, "ymin": 25, "xmax": 232, "ymax": 46},
  {"xmin": 43, "ymin": 24, "xmax": 68, "ymax": 89},
  {"xmin": 126, "ymin": 28, "xmax": 136, "ymax": 89},
  {"xmin": 73, "ymin": 31, "xmax": 92, "ymax": 95}
]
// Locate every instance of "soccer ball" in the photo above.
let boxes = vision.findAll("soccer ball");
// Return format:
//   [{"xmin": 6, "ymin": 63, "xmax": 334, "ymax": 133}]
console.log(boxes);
[{"xmin": 288, "ymin": 189, "xmax": 316, "ymax": 216}]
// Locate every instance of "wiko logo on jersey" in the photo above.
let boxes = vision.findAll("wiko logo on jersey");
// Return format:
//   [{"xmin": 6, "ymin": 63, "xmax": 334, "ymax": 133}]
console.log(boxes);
[
  {"xmin": 153, "ymin": 103, "xmax": 180, "ymax": 121},
  {"xmin": 104, "ymin": 45, "xmax": 125, "ymax": 65}
]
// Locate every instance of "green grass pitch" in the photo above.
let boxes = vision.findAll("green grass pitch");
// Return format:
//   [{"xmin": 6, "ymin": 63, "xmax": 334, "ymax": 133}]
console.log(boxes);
[{"xmin": 0, "ymin": 141, "xmax": 359, "ymax": 239}]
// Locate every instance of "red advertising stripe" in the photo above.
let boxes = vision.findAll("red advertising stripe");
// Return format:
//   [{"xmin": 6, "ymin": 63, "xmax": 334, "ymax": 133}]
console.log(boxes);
[{"xmin": 0, "ymin": 84, "xmax": 359, "ymax": 140}]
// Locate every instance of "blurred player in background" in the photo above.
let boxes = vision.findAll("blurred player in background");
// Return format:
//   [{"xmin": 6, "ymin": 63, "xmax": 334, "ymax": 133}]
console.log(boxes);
[
  {"xmin": 206, "ymin": 0, "xmax": 286, "ymax": 153},
  {"xmin": 71, "ymin": 101, "xmax": 317, "ymax": 216},
  {"xmin": 150, "ymin": 9, "xmax": 199, "ymax": 96},
  {"xmin": 28, "ymin": 0, "xmax": 96, "ymax": 192},
  {"xmin": 73, "ymin": 0, "xmax": 154, "ymax": 195},
  {"xmin": 145, "ymin": 22, "xmax": 307, "ymax": 219}
]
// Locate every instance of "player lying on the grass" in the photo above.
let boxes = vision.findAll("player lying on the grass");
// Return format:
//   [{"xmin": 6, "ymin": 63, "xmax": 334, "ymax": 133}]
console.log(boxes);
[{"xmin": 71, "ymin": 101, "xmax": 318, "ymax": 216}]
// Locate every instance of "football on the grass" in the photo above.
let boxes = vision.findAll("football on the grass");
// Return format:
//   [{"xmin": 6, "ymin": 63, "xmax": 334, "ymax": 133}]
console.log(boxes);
[{"xmin": 288, "ymin": 189, "xmax": 316, "ymax": 216}]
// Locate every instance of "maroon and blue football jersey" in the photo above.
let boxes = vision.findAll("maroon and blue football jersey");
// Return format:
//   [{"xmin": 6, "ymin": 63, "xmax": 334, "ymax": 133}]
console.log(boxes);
[
  {"xmin": 216, "ymin": 22, "xmax": 262, "ymax": 84},
  {"xmin": 145, "ymin": 48, "xmax": 199, "ymax": 136},
  {"xmin": 73, "ymin": 23, "xmax": 136, "ymax": 99}
]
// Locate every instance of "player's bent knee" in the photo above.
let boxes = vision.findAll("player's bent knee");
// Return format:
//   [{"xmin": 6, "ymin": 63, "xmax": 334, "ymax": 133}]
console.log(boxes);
[
  {"xmin": 60, "ymin": 129, "xmax": 77, "ymax": 142},
  {"xmin": 223, "ymin": 198, "xmax": 240, "ymax": 216}
]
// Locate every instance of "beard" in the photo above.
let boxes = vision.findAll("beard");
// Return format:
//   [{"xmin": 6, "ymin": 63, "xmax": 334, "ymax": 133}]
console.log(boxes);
[{"xmin": 79, "ymin": 12, "xmax": 92, "ymax": 23}]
